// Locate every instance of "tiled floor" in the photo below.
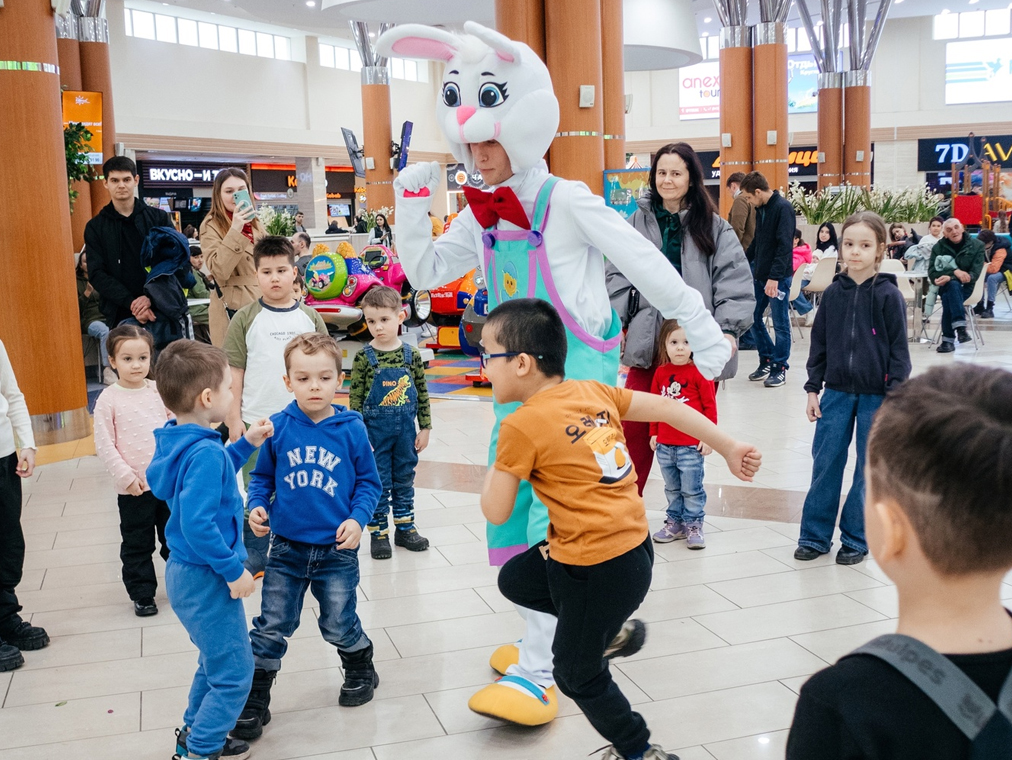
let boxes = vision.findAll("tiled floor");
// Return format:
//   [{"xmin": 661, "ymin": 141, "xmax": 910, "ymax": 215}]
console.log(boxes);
[{"xmin": 4, "ymin": 316, "xmax": 1012, "ymax": 760}]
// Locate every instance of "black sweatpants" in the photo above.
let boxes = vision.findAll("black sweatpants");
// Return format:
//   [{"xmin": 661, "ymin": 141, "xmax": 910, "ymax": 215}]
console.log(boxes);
[
  {"xmin": 498, "ymin": 537, "xmax": 654, "ymax": 758},
  {"xmin": 0, "ymin": 453, "xmax": 25, "ymax": 634},
  {"xmin": 118, "ymin": 491, "xmax": 170, "ymax": 601}
]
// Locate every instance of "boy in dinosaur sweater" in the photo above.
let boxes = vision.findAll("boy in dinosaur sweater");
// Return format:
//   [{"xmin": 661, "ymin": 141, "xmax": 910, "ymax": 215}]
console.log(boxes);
[{"xmin": 348, "ymin": 286, "xmax": 432, "ymax": 560}]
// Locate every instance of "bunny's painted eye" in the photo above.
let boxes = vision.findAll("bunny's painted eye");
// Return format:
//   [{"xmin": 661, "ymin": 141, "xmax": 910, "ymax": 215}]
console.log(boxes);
[
  {"xmin": 442, "ymin": 82, "xmax": 461, "ymax": 107},
  {"xmin": 478, "ymin": 82, "xmax": 508, "ymax": 108}
]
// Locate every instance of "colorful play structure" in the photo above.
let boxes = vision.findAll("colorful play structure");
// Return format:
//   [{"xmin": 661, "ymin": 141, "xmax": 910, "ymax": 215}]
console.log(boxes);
[{"xmin": 950, "ymin": 159, "xmax": 1012, "ymax": 231}]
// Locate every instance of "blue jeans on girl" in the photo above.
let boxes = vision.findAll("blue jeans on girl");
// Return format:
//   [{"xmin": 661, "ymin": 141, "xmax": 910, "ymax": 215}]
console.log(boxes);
[
  {"xmin": 798, "ymin": 390, "xmax": 884, "ymax": 554},
  {"xmin": 655, "ymin": 443, "xmax": 706, "ymax": 525}
]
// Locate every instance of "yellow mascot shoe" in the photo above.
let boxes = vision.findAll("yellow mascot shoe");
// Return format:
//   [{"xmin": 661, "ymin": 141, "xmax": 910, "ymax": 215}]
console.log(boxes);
[
  {"xmin": 467, "ymin": 676, "xmax": 558, "ymax": 726},
  {"xmin": 488, "ymin": 643, "xmax": 520, "ymax": 675}
]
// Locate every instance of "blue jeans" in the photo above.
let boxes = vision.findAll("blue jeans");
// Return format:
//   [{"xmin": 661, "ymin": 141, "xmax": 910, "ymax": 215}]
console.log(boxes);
[
  {"xmin": 365, "ymin": 416, "xmax": 419, "ymax": 538},
  {"xmin": 249, "ymin": 535, "xmax": 369, "ymax": 672},
  {"xmin": 798, "ymin": 390, "xmax": 884, "ymax": 554},
  {"xmin": 655, "ymin": 443, "xmax": 706, "ymax": 525},
  {"xmin": 986, "ymin": 272, "xmax": 1005, "ymax": 304},
  {"xmin": 750, "ymin": 276, "xmax": 792, "ymax": 369},
  {"xmin": 792, "ymin": 288, "xmax": 813, "ymax": 315},
  {"xmin": 166, "ymin": 560, "xmax": 253, "ymax": 757},
  {"xmin": 86, "ymin": 320, "xmax": 110, "ymax": 367},
  {"xmin": 939, "ymin": 279, "xmax": 972, "ymax": 340}
]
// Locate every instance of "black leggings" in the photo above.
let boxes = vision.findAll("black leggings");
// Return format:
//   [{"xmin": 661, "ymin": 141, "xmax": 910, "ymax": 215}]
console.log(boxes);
[
  {"xmin": 117, "ymin": 492, "xmax": 170, "ymax": 600},
  {"xmin": 0, "ymin": 453, "xmax": 25, "ymax": 632},
  {"xmin": 498, "ymin": 538, "xmax": 654, "ymax": 757}
]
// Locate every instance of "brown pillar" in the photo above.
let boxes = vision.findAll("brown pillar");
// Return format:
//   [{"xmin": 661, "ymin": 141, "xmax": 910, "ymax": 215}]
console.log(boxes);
[
  {"xmin": 843, "ymin": 71, "xmax": 872, "ymax": 189},
  {"xmin": 600, "ymin": 0, "xmax": 625, "ymax": 171},
  {"xmin": 56, "ymin": 14, "xmax": 92, "ymax": 252},
  {"xmin": 79, "ymin": 12, "xmax": 115, "ymax": 215},
  {"xmin": 752, "ymin": 23, "xmax": 790, "ymax": 192},
  {"xmin": 546, "ymin": 0, "xmax": 605, "ymax": 195},
  {"xmin": 718, "ymin": 26, "xmax": 753, "ymax": 218},
  {"xmin": 817, "ymin": 73, "xmax": 844, "ymax": 189},
  {"xmin": 0, "ymin": 0, "xmax": 90, "ymax": 443},
  {"xmin": 494, "ymin": 0, "xmax": 545, "ymax": 60},
  {"xmin": 361, "ymin": 69, "xmax": 395, "ymax": 212}
]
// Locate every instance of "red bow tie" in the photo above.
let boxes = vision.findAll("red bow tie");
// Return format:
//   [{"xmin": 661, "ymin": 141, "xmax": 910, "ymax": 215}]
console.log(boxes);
[{"xmin": 463, "ymin": 186, "xmax": 531, "ymax": 230}]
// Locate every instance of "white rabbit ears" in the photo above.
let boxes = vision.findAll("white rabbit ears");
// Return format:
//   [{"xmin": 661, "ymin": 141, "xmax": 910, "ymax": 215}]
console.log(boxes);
[{"xmin": 376, "ymin": 21, "xmax": 522, "ymax": 64}]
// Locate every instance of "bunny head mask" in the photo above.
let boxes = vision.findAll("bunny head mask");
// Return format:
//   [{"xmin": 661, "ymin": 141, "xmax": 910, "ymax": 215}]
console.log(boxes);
[{"xmin": 377, "ymin": 21, "xmax": 560, "ymax": 176}]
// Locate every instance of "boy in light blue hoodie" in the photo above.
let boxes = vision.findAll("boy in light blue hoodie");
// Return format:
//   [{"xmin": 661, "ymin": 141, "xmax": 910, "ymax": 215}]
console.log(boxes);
[
  {"xmin": 233, "ymin": 332, "xmax": 382, "ymax": 741},
  {"xmin": 146, "ymin": 340, "xmax": 273, "ymax": 760}
]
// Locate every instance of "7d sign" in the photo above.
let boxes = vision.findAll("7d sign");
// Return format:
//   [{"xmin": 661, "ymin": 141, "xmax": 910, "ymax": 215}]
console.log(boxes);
[{"xmin": 917, "ymin": 135, "xmax": 1012, "ymax": 172}]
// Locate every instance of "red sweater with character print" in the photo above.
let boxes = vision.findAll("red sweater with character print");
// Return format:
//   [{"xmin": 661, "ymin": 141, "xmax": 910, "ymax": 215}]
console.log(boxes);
[{"xmin": 649, "ymin": 362, "xmax": 717, "ymax": 447}]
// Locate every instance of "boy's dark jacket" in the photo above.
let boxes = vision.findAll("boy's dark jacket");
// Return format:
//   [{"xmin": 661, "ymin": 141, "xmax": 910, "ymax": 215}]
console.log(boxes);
[
  {"xmin": 147, "ymin": 422, "xmax": 255, "ymax": 583},
  {"xmin": 247, "ymin": 401, "xmax": 382, "ymax": 545},
  {"xmin": 745, "ymin": 190, "xmax": 795, "ymax": 282},
  {"xmin": 805, "ymin": 272, "xmax": 912, "ymax": 396}
]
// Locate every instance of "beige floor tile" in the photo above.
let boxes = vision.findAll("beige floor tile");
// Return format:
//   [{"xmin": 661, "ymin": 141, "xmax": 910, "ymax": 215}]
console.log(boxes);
[
  {"xmin": 432, "ymin": 490, "xmax": 481, "ymax": 508},
  {"xmin": 385, "ymin": 611, "xmax": 525, "ymax": 659},
  {"xmin": 16, "ymin": 581, "xmax": 137, "ymax": 614},
  {"xmin": 653, "ymin": 527, "xmax": 794, "ymax": 562},
  {"xmin": 359, "ymin": 563, "xmax": 500, "ymax": 601},
  {"xmin": 706, "ymin": 565, "xmax": 884, "ymax": 608},
  {"xmin": 761, "ymin": 544, "xmax": 840, "ymax": 569},
  {"xmin": 704, "ymin": 729, "xmax": 790, "ymax": 760},
  {"xmin": 43, "ymin": 560, "xmax": 164, "ymax": 591},
  {"xmin": 789, "ymin": 619, "xmax": 899, "ymax": 664},
  {"xmin": 618, "ymin": 638, "xmax": 826, "ymax": 701},
  {"xmin": 17, "ymin": 569, "xmax": 46, "ymax": 593},
  {"xmin": 0, "ymin": 692, "xmax": 139, "ymax": 749},
  {"xmin": 20, "ymin": 501, "xmax": 66, "ymax": 519},
  {"xmin": 413, "ymin": 505, "xmax": 484, "ymax": 529},
  {"xmin": 622, "ymin": 618, "xmax": 730, "ymax": 663},
  {"xmin": 357, "ymin": 547, "xmax": 452, "ymax": 577},
  {"xmin": 357, "ymin": 588, "xmax": 492, "ymax": 629},
  {"xmin": 844, "ymin": 586, "xmax": 899, "ymax": 618},
  {"xmin": 60, "ymin": 498, "xmax": 118, "ymax": 517},
  {"xmin": 21, "ymin": 510, "xmax": 121, "ymax": 536},
  {"xmin": 52, "ymin": 526, "xmax": 124, "ymax": 550},
  {"xmin": 18, "ymin": 628, "xmax": 141, "ymax": 672},
  {"xmin": 849, "ymin": 558, "xmax": 894, "ymax": 585},
  {"xmin": 432, "ymin": 542, "xmax": 492, "ymax": 566},
  {"xmin": 649, "ymin": 550, "xmax": 791, "ymax": 591},
  {"xmin": 22, "ymin": 542, "xmax": 122, "ymax": 571},
  {"xmin": 22, "ymin": 533, "xmax": 56, "ymax": 552},
  {"xmin": 635, "ymin": 585, "xmax": 741, "ymax": 623},
  {"xmin": 29, "ymin": 600, "xmax": 181, "ymax": 638},
  {"xmin": 414, "ymin": 524, "xmax": 482, "ymax": 547},
  {"xmin": 473, "ymin": 584, "xmax": 514, "ymax": 613},
  {"xmin": 694, "ymin": 594, "xmax": 887, "ymax": 645},
  {"xmin": 779, "ymin": 674, "xmax": 811, "ymax": 695}
]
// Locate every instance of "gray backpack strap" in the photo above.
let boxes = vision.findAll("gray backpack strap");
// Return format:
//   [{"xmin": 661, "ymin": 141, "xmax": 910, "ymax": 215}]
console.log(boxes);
[{"xmin": 850, "ymin": 634, "xmax": 1012, "ymax": 741}]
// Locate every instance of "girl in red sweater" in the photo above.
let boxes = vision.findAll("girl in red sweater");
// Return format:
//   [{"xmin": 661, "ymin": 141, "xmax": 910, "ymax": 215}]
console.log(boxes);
[{"xmin": 649, "ymin": 320, "xmax": 718, "ymax": 549}]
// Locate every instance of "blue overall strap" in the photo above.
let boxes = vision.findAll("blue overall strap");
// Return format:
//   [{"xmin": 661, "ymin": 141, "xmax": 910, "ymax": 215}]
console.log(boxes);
[
  {"xmin": 531, "ymin": 176, "xmax": 561, "ymax": 235},
  {"xmin": 848, "ymin": 634, "xmax": 1012, "ymax": 743},
  {"xmin": 362, "ymin": 345, "xmax": 379, "ymax": 368},
  {"xmin": 402, "ymin": 343, "xmax": 413, "ymax": 367}
]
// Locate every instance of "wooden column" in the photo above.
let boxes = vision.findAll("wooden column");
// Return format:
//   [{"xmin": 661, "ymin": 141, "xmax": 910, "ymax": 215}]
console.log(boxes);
[
  {"xmin": 601, "ymin": 0, "xmax": 625, "ymax": 171},
  {"xmin": 362, "ymin": 70, "xmax": 395, "ymax": 212},
  {"xmin": 494, "ymin": 0, "xmax": 545, "ymax": 60},
  {"xmin": 0, "ymin": 0, "xmax": 90, "ymax": 443},
  {"xmin": 79, "ymin": 14, "xmax": 115, "ymax": 214},
  {"xmin": 718, "ymin": 26, "xmax": 753, "ymax": 218},
  {"xmin": 844, "ymin": 71, "xmax": 872, "ymax": 188},
  {"xmin": 56, "ymin": 13, "xmax": 92, "ymax": 252},
  {"xmin": 546, "ymin": 0, "xmax": 605, "ymax": 195},
  {"xmin": 817, "ymin": 72, "xmax": 844, "ymax": 189},
  {"xmin": 752, "ymin": 22, "xmax": 790, "ymax": 192}
]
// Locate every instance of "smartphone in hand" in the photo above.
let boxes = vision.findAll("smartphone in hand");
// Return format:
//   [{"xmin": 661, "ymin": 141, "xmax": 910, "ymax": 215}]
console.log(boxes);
[{"xmin": 233, "ymin": 189, "xmax": 253, "ymax": 215}]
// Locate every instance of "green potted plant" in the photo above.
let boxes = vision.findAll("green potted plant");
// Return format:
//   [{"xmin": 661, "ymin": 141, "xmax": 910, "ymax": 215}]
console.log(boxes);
[{"xmin": 64, "ymin": 122, "xmax": 94, "ymax": 213}]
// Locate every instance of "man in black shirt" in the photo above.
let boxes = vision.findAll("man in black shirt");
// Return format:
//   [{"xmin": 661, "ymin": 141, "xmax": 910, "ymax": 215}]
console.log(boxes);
[
  {"xmin": 787, "ymin": 364, "xmax": 1012, "ymax": 759},
  {"xmin": 84, "ymin": 156, "xmax": 170, "ymax": 327}
]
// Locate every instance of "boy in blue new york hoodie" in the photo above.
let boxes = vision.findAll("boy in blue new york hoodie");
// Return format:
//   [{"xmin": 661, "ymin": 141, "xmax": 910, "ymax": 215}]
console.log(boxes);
[
  {"xmin": 146, "ymin": 340, "xmax": 273, "ymax": 760},
  {"xmin": 232, "ymin": 332, "xmax": 382, "ymax": 742}
]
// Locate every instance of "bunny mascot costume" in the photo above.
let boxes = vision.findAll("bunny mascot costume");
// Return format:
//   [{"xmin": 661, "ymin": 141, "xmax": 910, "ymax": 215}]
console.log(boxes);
[{"xmin": 377, "ymin": 22, "xmax": 731, "ymax": 727}]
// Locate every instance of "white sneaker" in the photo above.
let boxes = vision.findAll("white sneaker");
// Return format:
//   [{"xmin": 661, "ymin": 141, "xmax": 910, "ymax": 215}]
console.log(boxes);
[{"xmin": 102, "ymin": 367, "xmax": 118, "ymax": 385}]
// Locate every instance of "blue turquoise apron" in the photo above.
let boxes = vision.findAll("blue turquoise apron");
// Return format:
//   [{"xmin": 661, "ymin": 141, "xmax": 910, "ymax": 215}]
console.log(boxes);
[{"xmin": 483, "ymin": 176, "xmax": 622, "ymax": 565}]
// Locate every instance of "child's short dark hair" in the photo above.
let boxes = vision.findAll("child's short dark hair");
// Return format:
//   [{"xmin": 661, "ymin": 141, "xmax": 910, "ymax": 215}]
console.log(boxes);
[
  {"xmin": 484, "ymin": 299, "xmax": 567, "ymax": 378},
  {"xmin": 103, "ymin": 156, "xmax": 137, "ymax": 177},
  {"xmin": 360, "ymin": 286, "xmax": 402, "ymax": 312},
  {"xmin": 284, "ymin": 332, "xmax": 342, "ymax": 373},
  {"xmin": 154, "ymin": 340, "xmax": 229, "ymax": 414},
  {"xmin": 739, "ymin": 171, "xmax": 770, "ymax": 194},
  {"xmin": 867, "ymin": 364, "xmax": 1012, "ymax": 576},
  {"xmin": 253, "ymin": 236, "xmax": 296, "ymax": 268},
  {"xmin": 107, "ymin": 324, "xmax": 154, "ymax": 362}
]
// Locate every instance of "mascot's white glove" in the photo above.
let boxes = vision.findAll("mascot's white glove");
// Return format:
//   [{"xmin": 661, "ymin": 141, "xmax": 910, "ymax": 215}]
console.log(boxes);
[{"xmin": 395, "ymin": 161, "xmax": 442, "ymax": 199}]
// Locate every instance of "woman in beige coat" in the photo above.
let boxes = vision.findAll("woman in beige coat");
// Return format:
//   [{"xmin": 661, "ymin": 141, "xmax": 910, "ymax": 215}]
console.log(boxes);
[{"xmin": 199, "ymin": 168, "xmax": 264, "ymax": 345}]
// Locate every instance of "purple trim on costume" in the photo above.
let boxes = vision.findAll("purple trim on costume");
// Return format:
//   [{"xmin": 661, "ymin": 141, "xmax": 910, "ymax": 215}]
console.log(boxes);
[
  {"xmin": 490, "ymin": 230, "xmax": 530, "ymax": 242},
  {"xmin": 488, "ymin": 544, "xmax": 529, "ymax": 566}
]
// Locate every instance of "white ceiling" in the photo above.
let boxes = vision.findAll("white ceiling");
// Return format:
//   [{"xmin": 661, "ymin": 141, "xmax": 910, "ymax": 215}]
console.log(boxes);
[{"xmin": 150, "ymin": 0, "xmax": 1009, "ymax": 40}]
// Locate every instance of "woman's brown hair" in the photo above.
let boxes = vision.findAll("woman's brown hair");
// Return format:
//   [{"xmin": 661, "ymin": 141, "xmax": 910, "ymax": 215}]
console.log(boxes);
[{"xmin": 206, "ymin": 167, "xmax": 264, "ymax": 238}]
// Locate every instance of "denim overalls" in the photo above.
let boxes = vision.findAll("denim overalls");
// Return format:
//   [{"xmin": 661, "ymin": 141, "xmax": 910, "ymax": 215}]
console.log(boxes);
[{"xmin": 361, "ymin": 344, "xmax": 419, "ymax": 538}]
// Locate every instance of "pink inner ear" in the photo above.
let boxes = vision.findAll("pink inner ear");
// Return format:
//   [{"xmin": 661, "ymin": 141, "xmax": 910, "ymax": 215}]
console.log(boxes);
[
  {"xmin": 495, "ymin": 51, "xmax": 515, "ymax": 63},
  {"xmin": 391, "ymin": 37, "xmax": 456, "ymax": 62}
]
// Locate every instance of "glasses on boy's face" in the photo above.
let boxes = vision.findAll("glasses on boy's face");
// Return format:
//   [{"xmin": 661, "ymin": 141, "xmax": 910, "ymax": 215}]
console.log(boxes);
[{"xmin": 479, "ymin": 351, "xmax": 544, "ymax": 369}]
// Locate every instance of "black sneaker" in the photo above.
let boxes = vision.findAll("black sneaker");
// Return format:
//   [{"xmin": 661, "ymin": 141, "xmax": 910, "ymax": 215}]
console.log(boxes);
[
  {"xmin": 175, "ymin": 727, "xmax": 250, "ymax": 759},
  {"xmin": 394, "ymin": 528, "xmax": 430, "ymax": 552},
  {"xmin": 233, "ymin": 668, "xmax": 276, "ymax": 740},
  {"xmin": 748, "ymin": 362, "xmax": 772, "ymax": 382},
  {"xmin": 370, "ymin": 535, "xmax": 392, "ymax": 560},
  {"xmin": 836, "ymin": 547, "xmax": 868, "ymax": 565},
  {"xmin": 0, "ymin": 639, "xmax": 24, "ymax": 672},
  {"xmin": 603, "ymin": 619, "xmax": 646, "ymax": 660},
  {"xmin": 936, "ymin": 340, "xmax": 956, "ymax": 354},
  {"xmin": 794, "ymin": 546, "xmax": 827, "ymax": 561},
  {"xmin": 133, "ymin": 598, "xmax": 158, "ymax": 617},
  {"xmin": 764, "ymin": 367, "xmax": 786, "ymax": 388},
  {"xmin": 956, "ymin": 327, "xmax": 972, "ymax": 344},
  {"xmin": 1, "ymin": 621, "xmax": 49, "ymax": 651}
]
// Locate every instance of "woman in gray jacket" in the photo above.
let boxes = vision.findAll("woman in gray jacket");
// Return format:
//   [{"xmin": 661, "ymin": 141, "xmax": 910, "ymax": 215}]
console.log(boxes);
[{"xmin": 607, "ymin": 142, "xmax": 755, "ymax": 495}]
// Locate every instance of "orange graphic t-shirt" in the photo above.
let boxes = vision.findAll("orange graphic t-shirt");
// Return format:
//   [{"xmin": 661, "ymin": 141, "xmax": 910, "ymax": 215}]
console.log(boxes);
[{"xmin": 495, "ymin": 380, "xmax": 649, "ymax": 566}]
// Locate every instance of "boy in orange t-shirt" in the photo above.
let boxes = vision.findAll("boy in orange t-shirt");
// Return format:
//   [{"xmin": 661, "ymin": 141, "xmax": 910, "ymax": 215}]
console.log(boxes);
[{"xmin": 479, "ymin": 299, "xmax": 761, "ymax": 760}]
